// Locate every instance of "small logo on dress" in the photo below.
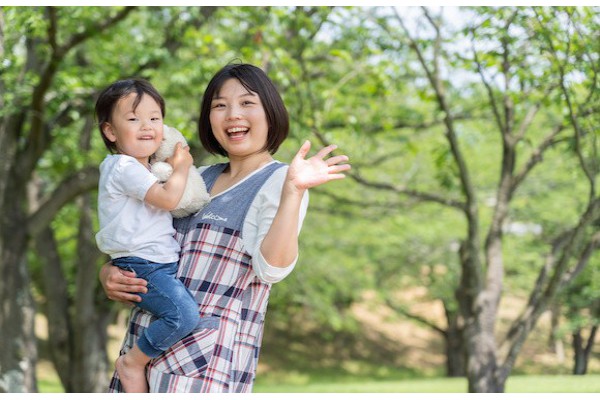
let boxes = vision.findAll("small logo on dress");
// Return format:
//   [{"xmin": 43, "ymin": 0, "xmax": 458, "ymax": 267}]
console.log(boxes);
[{"xmin": 202, "ymin": 211, "xmax": 228, "ymax": 222}]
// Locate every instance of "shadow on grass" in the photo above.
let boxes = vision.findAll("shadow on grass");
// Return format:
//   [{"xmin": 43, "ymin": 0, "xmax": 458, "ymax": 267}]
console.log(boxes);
[{"xmin": 257, "ymin": 318, "xmax": 434, "ymax": 386}]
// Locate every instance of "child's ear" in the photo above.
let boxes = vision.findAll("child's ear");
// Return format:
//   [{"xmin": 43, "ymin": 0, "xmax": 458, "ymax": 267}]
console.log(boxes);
[{"xmin": 102, "ymin": 122, "xmax": 117, "ymax": 143}]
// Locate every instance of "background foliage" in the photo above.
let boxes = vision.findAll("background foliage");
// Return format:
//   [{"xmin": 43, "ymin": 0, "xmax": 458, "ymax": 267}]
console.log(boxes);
[{"xmin": 0, "ymin": 6, "xmax": 598, "ymax": 393}]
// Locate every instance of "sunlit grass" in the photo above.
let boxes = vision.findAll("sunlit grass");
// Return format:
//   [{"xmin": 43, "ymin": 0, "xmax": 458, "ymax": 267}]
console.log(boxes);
[
  {"xmin": 253, "ymin": 375, "xmax": 600, "ymax": 393},
  {"xmin": 37, "ymin": 360, "xmax": 64, "ymax": 393},
  {"xmin": 37, "ymin": 364, "xmax": 600, "ymax": 394}
]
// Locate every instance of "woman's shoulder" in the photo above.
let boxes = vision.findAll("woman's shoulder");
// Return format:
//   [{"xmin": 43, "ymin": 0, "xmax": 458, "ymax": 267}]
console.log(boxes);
[
  {"xmin": 262, "ymin": 161, "xmax": 288, "ymax": 186},
  {"xmin": 252, "ymin": 161, "xmax": 291, "ymax": 202}
]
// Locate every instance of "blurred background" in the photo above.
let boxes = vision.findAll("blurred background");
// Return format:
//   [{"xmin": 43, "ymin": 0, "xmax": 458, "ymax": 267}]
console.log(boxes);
[{"xmin": 0, "ymin": 5, "xmax": 598, "ymax": 393}]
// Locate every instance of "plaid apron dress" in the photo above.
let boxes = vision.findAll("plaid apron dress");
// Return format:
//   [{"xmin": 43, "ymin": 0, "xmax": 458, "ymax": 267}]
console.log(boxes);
[{"xmin": 109, "ymin": 161, "xmax": 286, "ymax": 393}]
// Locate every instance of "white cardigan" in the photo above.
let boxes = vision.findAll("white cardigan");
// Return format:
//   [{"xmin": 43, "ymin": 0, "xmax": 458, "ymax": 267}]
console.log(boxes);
[{"xmin": 198, "ymin": 161, "xmax": 309, "ymax": 284}]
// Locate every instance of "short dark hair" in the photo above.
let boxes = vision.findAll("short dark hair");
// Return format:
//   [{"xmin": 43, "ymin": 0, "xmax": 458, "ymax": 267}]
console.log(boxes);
[
  {"xmin": 95, "ymin": 78, "xmax": 166, "ymax": 153},
  {"xmin": 198, "ymin": 63, "xmax": 289, "ymax": 157}
]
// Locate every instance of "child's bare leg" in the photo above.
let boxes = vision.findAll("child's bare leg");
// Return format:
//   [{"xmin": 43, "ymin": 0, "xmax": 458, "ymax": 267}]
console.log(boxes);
[{"xmin": 115, "ymin": 344, "xmax": 151, "ymax": 393}]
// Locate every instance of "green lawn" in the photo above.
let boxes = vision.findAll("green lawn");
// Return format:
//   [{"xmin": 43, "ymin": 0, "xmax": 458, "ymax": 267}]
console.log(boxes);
[
  {"xmin": 253, "ymin": 375, "xmax": 600, "ymax": 393},
  {"xmin": 38, "ymin": 369, "xmax": 600, "ymax": 393}
]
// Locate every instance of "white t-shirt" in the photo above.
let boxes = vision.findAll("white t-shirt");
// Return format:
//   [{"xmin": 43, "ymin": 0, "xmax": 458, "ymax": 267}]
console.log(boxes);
[
  {"xmin": 199, "ymin": 162, "xmax": 309, "ymax": 284},
  {"xmin": 96, "ymin": 154, "xmax": 180, "ymax": 264}
]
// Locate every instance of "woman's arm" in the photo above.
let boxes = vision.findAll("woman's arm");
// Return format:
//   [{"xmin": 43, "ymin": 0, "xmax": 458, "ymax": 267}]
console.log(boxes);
[
  {"xmin": 259, "ymin": 141, "xmax": 350, "ymax": 267},
  {"xmin": 99, "ymin": 262, "xmax": 148, "ymax": 305}
]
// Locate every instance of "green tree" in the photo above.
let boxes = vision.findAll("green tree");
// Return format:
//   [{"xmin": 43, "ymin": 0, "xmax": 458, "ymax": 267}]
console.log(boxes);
[
  {"xmin": 357, "ymin": 6, "xmax": 600, "ymax": 392},
  {"xmin": 560, "ymin": 252, "xmax": 600, "ymax": 375},
  {"xmin": 0, "ymin": 6, "xmax": 219, "ymax": 392}
]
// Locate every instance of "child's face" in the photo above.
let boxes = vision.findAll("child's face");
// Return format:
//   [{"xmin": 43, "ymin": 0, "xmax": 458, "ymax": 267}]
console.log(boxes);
[
  {"xmin": 209, "ymin": 78, "xmax": 269, "ymax": 159},
  {"xmin": 102, "ymin": 93, "xmax": 164, "ymax": 165}
]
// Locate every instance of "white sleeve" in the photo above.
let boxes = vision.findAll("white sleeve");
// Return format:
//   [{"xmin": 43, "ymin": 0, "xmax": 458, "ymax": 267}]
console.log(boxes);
[
  {"xmin": 242, "ymin": 165, "xmax": 309, "ymax": 284},
  {"xmin": 111, "ymin": 155, "xmax": 157, "ymax": 201}
]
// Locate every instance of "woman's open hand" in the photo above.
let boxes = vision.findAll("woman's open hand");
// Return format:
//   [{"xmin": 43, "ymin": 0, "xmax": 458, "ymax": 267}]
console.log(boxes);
[
  {"xmin": 99, "ymin": 262, "xmax": 148, "ymax": 305},
  {"xmin": 287, "ymin": 140, "xmax": 351, "ymax": 193}
]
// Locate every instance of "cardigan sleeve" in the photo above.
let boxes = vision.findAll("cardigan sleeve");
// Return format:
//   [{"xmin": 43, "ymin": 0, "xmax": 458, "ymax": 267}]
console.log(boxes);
[{"xmin": 242, "ymin": 165, "xmax": 309, "ymax": 284}]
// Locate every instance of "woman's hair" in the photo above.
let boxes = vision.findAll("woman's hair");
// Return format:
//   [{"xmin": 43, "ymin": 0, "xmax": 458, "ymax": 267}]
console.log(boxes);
[
  {"xmin": 95, "ymin": 78, "xmax": 166, "ymax": 153},
  {"xmin": 198, "ymin": 63, "xmax": 289, "ymax": 156}
]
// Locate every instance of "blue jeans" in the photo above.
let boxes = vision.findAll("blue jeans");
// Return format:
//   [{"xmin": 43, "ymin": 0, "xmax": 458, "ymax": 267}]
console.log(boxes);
[{"xmin": 113, "ymin": 256, "xmax": 200, "ymax": 358}]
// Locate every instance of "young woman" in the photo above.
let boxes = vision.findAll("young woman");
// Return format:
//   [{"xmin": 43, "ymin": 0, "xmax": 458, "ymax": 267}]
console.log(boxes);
[{"xmin": 99, "ymin": 63, "xmax": 351, "ymax": 392}]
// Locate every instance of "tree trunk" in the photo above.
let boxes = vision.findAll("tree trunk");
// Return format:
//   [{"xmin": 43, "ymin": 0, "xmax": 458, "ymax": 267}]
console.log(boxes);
[
  {"xmin": 572, "ymin": 325, "xmax": 598, "ymax": 375},
  {"xmin": 457, "ymin": 243, "xmax": 503, "ymax": 392},
  {"xmin": 35, "ymin": 227, "xmax": 72, "ymax": 390},
  {"xmin": 572, "ymin": 330, "xmax": 587, "ymax": 375},
  {"xmin": 33, "ymin": 117, "xmax": 114, "ymax": 392},
  {"xmin": 70, "ymin": 194, "xmax": 113, "ymax": 392},
  {"xmin": 444, "ymin": 308, "xmax": 466, "ymax": 377},
  {"xmin": 462, "ymin": 306, "xmax": 502, "ymax": 392},
  {"xmin": 549, "ymin": 302, "xmax": 565, "ymax": 362},
  {"xmin": 34, "ymin": 197, "xmax": 113, "ymax": 392},
  {"xmin": 0, "ymin": 196, "xmax": 37, "ymax": 392}
]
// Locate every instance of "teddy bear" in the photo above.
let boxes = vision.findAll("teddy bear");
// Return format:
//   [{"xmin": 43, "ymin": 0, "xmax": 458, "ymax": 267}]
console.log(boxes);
[{"xmin": 150, "ymin": 124, "xmax": 211, "ymax": 218}]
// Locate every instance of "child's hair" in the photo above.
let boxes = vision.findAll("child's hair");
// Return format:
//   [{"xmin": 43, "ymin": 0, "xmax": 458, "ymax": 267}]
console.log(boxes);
[
  {"xmin": 95, "ymin": 78, "xmax": 166, "ymax": 153},
  {"xmin": 198, "ymin": 63, "xmax": 289, "ymax": 157}
]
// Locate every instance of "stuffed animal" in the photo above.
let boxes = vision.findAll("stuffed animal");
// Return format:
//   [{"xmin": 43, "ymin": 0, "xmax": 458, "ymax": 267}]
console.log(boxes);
[{"xmin": 151, "ymin": 125, "xmax": 210, "ymax": 218}]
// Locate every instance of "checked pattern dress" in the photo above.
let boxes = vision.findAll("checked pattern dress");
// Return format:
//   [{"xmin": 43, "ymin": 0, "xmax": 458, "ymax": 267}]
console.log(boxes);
[{"xmin": 108, "ymin": 161, "xmax": 287, "ymax": 392}]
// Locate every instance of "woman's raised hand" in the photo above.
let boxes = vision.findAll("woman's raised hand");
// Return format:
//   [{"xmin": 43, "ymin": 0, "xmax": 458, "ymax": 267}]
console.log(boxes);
[{"xmin": 287, "ymin": 140, "xmax": 351, "ymax": 192}]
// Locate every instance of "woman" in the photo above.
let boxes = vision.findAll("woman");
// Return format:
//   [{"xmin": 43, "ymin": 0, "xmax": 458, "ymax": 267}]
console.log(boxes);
[{"xmin": 99, "ymin": 63, "xmax": 350, "ymax": 392}]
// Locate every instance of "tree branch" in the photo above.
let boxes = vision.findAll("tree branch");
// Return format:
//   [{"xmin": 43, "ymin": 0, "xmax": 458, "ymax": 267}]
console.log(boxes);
[
  {"xmin": 384, "ymin": 297, "xmax": 446, "ymax": 336},
  {"xmin": 349, "ymin": 170, "xmax": 466, "ymax": 211},
  {"xmin": 511, "ymin": 124, "xmax": 566, "ymax": 192},
  {"xmin": 22, "ymin": 7, "xmax": 137, "ymax": 180},
  {"xmin": 27, "ymin": 166, "xmax": 100, "ymax": 237},
  {"xmin": 499, "ymin": 196, "xmax": 600, "ymax": 375},
  {"xmin": 469, "ymin": 26, "xmax": 505, "ymax": 135},
  {"xmin": 394, "ymin": 9, "xmax": 483, "ymax": 301},
  {"xmin": 533, "ymin": 8, "xmax": 597, "ymax": 199},
  {"xmin": 58, "ymin": 6, "xmax": 137, "ymax": 58}
]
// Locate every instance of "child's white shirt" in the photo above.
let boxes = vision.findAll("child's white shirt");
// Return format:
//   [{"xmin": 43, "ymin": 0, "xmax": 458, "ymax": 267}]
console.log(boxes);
[{"xmin": 96, "ymin": 154, "xmax": 180, "ymax": 264}]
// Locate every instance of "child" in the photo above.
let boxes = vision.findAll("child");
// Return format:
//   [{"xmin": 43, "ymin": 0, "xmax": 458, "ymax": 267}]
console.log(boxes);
[{"xmin": 95, "ymin": 78, "xmax": 200, "ymax": 393}]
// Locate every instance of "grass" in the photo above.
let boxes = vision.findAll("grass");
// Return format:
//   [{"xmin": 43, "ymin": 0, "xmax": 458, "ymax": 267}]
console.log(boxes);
[
  {"xmin": 37, "ymin": 364, "xmax": 600, "ymax": 393},
  {"xmin": 252, "ymin": 375, "xmax": 600, "ymax": 393},
  {"xmin": 37, "ymin": 361, "xmax": 64, "ymax": 393}
]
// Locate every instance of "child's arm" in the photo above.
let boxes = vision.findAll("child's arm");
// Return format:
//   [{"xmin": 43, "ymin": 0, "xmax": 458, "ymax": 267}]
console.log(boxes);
[{"xmin": 145, "ymin": 143, "xmax": 193, "ymax": 210}]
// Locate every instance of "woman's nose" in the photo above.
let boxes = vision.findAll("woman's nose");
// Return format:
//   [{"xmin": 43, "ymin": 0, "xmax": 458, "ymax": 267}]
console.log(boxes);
[{"xmin": 226, "ymin": 106, "xmax": 242, "ymax": 120}]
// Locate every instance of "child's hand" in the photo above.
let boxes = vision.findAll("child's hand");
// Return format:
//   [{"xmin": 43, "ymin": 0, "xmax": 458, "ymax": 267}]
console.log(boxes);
[
  {"xmin": 167, "ymin": 142, "xmax": 193, "ymax": 170},
  {"xmin": 286, "ymin": 140, "xmax": 351, "ymax": 193}
]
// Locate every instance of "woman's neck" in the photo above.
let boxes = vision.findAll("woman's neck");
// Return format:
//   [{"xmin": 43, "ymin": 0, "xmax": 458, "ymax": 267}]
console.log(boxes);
[{"xmin": 226, "ymin": 151, "xmax": 274, "ymax": 178}]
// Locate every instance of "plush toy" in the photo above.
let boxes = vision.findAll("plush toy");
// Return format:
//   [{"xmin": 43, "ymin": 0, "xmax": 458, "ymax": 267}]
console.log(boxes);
[{"xmin": 151, "ymin": 125, "xmax": 211, "ymax": 218}]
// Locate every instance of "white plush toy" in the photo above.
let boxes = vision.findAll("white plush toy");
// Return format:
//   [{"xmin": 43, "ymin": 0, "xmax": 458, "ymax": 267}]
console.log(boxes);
[{"xmin": 151, "ymin": 125, "xmax": 211, "ymax": 218}]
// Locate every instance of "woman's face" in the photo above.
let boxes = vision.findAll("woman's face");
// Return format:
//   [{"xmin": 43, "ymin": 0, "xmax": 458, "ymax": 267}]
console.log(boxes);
[{"xmin": 209, "ymin": 78, "xmax": 269, "ymax": 159}]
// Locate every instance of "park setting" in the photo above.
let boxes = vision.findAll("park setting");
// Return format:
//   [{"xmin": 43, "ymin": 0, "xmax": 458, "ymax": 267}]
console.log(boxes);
[{"xmin": 0, "ymin": 6, "xmax": 599, "ymax": 393}]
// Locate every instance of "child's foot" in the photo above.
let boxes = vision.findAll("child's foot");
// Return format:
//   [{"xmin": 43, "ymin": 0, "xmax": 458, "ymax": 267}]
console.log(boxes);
[{"xmin": 115, "ymin": 354, "xmax": 149, "ymax": 393}]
